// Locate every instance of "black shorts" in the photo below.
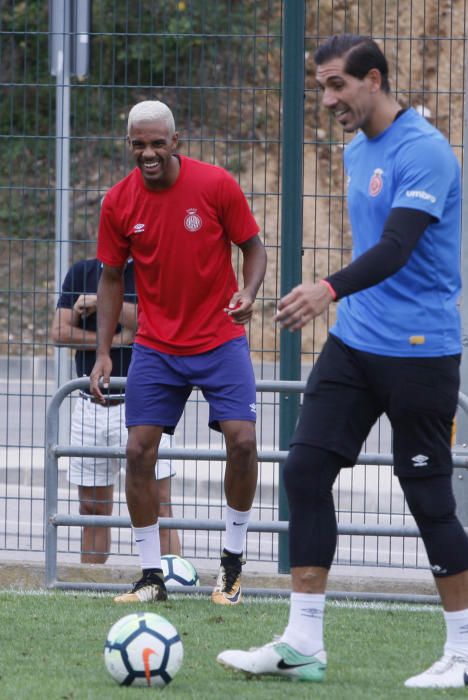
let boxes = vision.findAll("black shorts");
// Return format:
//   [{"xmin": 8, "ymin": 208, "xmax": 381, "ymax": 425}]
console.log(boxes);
[{"xmin": 292, "ymin": 333, "xmax": 460, "ymax": 477}]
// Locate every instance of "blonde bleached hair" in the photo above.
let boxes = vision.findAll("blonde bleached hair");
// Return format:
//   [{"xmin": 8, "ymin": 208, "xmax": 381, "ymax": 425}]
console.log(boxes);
[{"xmin": 127, "ymin": 100, "xmax": 176, "ymax": 136}]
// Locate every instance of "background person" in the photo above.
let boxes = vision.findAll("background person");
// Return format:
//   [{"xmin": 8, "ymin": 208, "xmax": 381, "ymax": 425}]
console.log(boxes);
[
  {"xmin": 90, "ymin": 99, "xmax": 267, "ymax": 605},
  {"xmin": 52, "ymin": 256, "xmax": 181, "ymax": 563},
  {"xmin": 217, "ymin": 34, "xmax": 468, "ymax": 689}
]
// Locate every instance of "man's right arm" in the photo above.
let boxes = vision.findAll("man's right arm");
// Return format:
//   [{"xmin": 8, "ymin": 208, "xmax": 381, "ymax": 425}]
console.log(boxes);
[
  {"xmin": 89, "ymin": 264, "xmax": 126, "ymax": 401},
  {"xmin": 51, "ymin": 297, "xmax": 135, "ymax": 349},
  {"xmin": 51, "ymin": 305, "xmax": 98, "ymax": 348}
]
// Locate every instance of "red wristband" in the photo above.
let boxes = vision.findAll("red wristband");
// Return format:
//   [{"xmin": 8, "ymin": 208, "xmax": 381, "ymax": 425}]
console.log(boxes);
[{"xmin": 319, "ymin": 279, "xmax": 337, "ymax": 301}]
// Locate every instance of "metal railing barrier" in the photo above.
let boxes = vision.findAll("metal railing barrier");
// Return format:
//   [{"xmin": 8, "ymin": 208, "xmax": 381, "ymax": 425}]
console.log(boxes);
[{"xmin": 45, "ymin": 378, "xmax": 468, "ymax": 603}]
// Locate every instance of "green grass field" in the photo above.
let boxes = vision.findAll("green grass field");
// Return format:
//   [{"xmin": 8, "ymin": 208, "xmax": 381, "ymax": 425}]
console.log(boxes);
[{"xmin": 0, "ymin": 590, "xmax": 465, "ymax": 699}]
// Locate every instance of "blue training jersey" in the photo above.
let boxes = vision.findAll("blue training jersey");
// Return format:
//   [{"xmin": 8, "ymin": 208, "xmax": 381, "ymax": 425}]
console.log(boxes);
[{"xmin": 331, "ymin": 108, "xmax": 461, "ymax": 357}]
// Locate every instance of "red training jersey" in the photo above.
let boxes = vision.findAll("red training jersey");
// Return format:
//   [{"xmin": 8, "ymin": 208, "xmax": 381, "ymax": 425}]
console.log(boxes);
[{"xmin": 97, "ymin": 155, "xmax": 260, "ymax": 355}]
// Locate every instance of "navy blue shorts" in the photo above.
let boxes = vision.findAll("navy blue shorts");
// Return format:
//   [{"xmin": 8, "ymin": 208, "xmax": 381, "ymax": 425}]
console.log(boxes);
[
  {"xmin": 292, "ymin": 334, "xmax": 460, "ymax": 477},
  {"xmin": 125, "ymin": 337, "xmax": 257, "ymax": 433}
]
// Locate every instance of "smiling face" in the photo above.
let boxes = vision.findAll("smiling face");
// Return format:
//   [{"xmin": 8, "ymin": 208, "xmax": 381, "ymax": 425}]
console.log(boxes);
[
  {"xmin": 127, "ymin": 120, "xmax": 179, "ymax": 190},
  {"xmin": 316, "ymin": 56, "xmax": 381, "ymax": 137}
]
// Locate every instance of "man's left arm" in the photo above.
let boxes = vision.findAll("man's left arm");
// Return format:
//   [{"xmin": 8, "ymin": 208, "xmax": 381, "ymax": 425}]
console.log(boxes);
[
  {"xmin": 324, "ymin": 207, "xmax": 434, "ymax": 299},
  {"xmin": 275, "ymin": 208, "xmax": 433, "ymax": 331},
  {"xmin": 225, "ymin": 235, "xmax": 267, "ymax": 325}
]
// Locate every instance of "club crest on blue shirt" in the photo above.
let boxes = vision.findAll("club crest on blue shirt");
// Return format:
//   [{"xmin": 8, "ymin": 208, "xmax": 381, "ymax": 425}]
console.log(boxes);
[{"xmin": 368, "ymin": 168, "xmax": 384, "ymax": 197}]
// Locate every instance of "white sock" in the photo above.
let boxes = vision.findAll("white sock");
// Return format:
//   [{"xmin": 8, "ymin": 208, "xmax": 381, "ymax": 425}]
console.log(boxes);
[
  {"xmin": 444, "ymin": 608, "xmax": 468, "ymax": 658},
  {"xmin": 224, "ymin": 505, "xmax": 251, "ymax": 554},
  {"xmin": 132, "ymin": 522, "xmax": 162, "ymax": 570},
  {"xmin": 281, "ymin": 592, "xmax": 326, "ymax": 656}
]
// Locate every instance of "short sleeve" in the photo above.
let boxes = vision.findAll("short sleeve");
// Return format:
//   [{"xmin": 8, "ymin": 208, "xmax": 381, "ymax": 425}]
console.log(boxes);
[
  {"xmin": 218, "ymin": 170, "xmax": 260, "ymax": 245},
  {"xmin": 392, "ymin": 137, "xmax": 458, "ymax": 221},
  {"xmin": 56, "ymin": 262, "xmax": 85, "ymax": 309},
  {"xmin": 97, "ymin": 193, "xmax": 131, "ymax": 266}
]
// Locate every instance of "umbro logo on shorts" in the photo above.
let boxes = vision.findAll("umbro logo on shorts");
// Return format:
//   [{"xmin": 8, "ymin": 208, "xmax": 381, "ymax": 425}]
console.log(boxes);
[{"xmin": 411, "ymin": 454, "xmax": 428, "ymax": 468}]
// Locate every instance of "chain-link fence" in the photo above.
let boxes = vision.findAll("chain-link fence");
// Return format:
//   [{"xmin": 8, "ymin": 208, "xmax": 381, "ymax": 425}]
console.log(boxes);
[{"xmin": 1, "ymin": 0, "xmax": 467, "ymax": 581}]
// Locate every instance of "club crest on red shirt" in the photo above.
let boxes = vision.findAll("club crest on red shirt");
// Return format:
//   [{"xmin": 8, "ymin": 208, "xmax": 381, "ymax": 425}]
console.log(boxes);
[{"xmin": 184, "ymin": 208, "xmax": 202, "ymax": 232}]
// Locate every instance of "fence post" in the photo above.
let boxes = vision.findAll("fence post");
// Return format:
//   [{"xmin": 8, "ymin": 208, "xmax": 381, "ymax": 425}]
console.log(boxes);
[
  {"xmin": 454, "ymin": 49, "xmax": 468, "ymax": 526},
  {"xmin": 278, "ymin": 0, "xmax": 305, "ymax": 573}
]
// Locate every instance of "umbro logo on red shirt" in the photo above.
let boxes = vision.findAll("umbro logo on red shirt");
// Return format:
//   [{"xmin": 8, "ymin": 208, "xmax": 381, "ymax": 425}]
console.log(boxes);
[{"xmin": 133, "ymin": 223, "xmax": 145, "ymax": 234}]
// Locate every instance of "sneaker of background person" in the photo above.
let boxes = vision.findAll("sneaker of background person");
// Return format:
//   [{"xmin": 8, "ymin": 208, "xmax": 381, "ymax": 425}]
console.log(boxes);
[
  {"xmin": 211, "ymin": 549, "xmax": 245, "ymax": 605},
  {"xmin": 217, "ymin": 638, "xmax": 327, "ymax": 681},
  {"xmin": 114, "ymin": 569, "xmax": 167, "ymax": 603},
  {"xmin": 404, "ymin": 653, "xmax": 468, "ymax": 688}
]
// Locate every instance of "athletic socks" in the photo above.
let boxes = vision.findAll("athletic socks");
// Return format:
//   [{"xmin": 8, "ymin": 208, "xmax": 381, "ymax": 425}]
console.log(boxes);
[
  {"xmin": 444, "ymin": 608, "xmax": 468, "ymax": 658},
  {"xmin": 224, "ymin": 505, "xmax": 251, "ymax": 555},
  {"xmin": 281, "ymin": 592, "xmax": 326, "ymax": 657},
  {"xmin": 132, "ymin": 522, "xmax": 162, "ymax": 570}
]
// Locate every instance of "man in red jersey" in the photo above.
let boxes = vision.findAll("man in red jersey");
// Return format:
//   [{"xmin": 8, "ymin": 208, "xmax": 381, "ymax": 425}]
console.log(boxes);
[{"xmin": 90, "ymin": 100, "xmax": 267, "ymax": 605}]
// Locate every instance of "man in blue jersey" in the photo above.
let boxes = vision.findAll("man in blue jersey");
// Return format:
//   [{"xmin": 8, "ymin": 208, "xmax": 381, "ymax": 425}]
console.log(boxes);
[{"xmin": 217, "ymin": 34, "xmax": 468, "ymax": 689}]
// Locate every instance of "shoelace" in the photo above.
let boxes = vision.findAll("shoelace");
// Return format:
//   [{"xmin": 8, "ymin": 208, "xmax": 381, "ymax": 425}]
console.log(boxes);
[
  {"xmin": 429, "ymin": 654, "xmax": 468, "ymax": 673},
  {"xmin": 222, "ymin": 561, "xmax": 241, "ymax": 592},
  {"xmin": 133, "ymin": 573, "xmax": 164, "ymax": 591},
  {"xmin": 248, "ymin": 636, "xmax": 281, "ymax": 653}
]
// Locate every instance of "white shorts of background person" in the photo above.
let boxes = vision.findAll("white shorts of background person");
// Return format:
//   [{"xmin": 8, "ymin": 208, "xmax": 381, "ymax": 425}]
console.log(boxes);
[{"xmin": 69, "ymin": 396, "xmax": 178, "ymax": 563}]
